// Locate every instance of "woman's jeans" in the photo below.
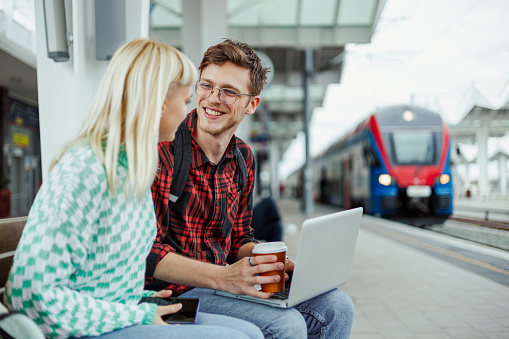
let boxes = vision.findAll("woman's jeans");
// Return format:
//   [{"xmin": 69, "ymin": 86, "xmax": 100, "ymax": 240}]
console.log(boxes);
[{"xmin": 81, "ymin": 312, "xmax": 264, "ymax": 339}]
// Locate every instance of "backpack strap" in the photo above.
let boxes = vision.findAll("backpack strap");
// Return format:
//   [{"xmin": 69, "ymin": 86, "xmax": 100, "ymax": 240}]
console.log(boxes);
[
  {"xmin": 234, "ymin": 144, "xmax": 248, "ymax": 198},
  {"xmin": 167, "ymin": 122, "xmax": 192, "ymax": 209},
  {"xmin": 157, "ymin": 119, "xmax": 192, "ymax": 235}
]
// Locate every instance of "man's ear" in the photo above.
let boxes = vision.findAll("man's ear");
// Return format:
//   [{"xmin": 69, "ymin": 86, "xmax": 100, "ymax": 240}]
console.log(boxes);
[
  {"xmin": 161, "ymin": 96, "xmax": 168, "ymax": 115},
  {"xmin": 246, "ymin": 96, "xmax": 261, "ymax": 116}
]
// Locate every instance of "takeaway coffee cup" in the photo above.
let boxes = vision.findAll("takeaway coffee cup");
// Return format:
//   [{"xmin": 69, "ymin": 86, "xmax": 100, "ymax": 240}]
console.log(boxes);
[{"xmin": 252, "ymin": 241, "xmax": 287, "ymax": 292}]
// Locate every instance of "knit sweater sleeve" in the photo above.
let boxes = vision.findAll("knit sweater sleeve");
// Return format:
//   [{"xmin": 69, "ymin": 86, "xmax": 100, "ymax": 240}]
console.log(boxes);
[{"xmin": 4, "ymin": 149, "xmax": 157, "ymax": 338}]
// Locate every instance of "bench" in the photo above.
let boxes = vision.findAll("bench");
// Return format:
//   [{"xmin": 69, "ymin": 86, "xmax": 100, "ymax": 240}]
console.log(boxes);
[{"xmin": 0, "ymin": 217, "xmax": 27, "ymax": 300}]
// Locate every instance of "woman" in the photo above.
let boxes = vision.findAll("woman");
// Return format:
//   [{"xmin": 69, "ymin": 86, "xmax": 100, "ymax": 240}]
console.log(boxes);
[{"xmin": 3, "ymin": 39, "xmax": 262, "ymax": 339}]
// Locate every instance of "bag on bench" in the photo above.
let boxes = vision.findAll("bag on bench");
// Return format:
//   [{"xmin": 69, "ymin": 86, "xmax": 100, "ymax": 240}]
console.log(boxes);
[{"xmin": 0, "ymin": 302, "xmax": 45, "ymax": 339}]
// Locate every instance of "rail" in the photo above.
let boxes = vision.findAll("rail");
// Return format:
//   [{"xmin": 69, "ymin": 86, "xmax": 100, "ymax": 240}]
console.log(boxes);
[{"xmin": 453, "ymin": 201, "xmax": 509, "ymax": 223}]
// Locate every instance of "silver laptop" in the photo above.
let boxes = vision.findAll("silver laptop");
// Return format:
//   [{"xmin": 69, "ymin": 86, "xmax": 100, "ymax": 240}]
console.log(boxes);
[{"xmin": 215, "ymin": 207, "xmax": 363, "ymax": 308}]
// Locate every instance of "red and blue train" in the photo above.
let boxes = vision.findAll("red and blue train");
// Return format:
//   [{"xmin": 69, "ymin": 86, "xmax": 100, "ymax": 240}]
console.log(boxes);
[{"xmin": 288, "ymin": 105, "xmax": 453, "ymax": 223}]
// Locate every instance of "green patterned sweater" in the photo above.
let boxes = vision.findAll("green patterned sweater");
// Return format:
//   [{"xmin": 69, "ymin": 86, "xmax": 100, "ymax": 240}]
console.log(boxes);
[{"xmin": 4, "ymin": 146, "xmax": 158, "ymax": 338}]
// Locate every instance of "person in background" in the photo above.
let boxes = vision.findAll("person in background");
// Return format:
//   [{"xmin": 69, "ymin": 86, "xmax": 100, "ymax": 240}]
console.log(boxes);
[
  {"xmin": 3, "ymin": 38, "xmax": 262, "ymax": 339},
  {"xmin": 147, "ymin": 38, "xmax": 355, "ymax": 339},
  {"xmin": 251, "ymin": 194, "xmax": 283, "ymax": 242}
]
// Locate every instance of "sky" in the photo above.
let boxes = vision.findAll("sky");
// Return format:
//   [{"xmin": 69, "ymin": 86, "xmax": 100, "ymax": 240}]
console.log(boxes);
[{"xmin": 279, "ymin": 0, "xmax": 509, "ymax": 180}]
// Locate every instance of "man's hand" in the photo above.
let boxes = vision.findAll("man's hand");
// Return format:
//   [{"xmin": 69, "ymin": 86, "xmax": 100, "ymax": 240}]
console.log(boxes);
[
  {"xmin": 150, "ymin": 289, "xmax": 183, "ymax": 325},
  {"xmin": 220, "ymin": 255, "xmax": 285, "ymax": 299},
  {"xmin": 284, "ymin": 257, "xmax": 295, "ymax": 282}
]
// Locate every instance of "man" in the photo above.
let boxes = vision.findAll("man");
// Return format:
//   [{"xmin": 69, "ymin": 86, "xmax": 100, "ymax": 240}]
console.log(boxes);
[{"xmin": 146, "ymin": 39, "xmax": 354, "ymax": 339}]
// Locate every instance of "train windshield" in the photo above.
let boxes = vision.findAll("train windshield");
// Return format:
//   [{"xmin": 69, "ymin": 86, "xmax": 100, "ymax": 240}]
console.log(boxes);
[{"xmin": 390, "ymin": 131, "xmax": 436, "ymax": 165}]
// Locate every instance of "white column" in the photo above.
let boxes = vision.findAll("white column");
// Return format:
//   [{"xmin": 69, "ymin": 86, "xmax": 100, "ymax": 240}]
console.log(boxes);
[
  {"xmin": 34, "ymin": 0, "xmax": 149, "ymax": 180},
  {"xmin": 269, "ymin": 139, "xmax": 280, "ymax": 198},
  {"xmin": 181, "ymin": 0, "xmax": 227, "ymax": 69},
  {"xmin": 465, "ymin": 162, "xmax": 471, "ymax": 194},
  {"xmin": 476, "ymin": 122, "xmax": 489, "ymax": 198},
  {"xmin": 181, "ymin": 0, "xmax": 229, "ymax": 132},
  {"xmin": 499, "ymin": 154, "xmax": 508, "ymax": 195},
  {"xmin": 2, "ymin": 0, "xmax": 14, "ymax": 37}
]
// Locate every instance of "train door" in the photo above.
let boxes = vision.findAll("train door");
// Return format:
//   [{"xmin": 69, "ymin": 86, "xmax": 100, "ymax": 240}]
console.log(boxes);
[
  {"xmin": 351, "ymin": 144, "xmax": 370, "ymax": 208},
  {"xmin": 343, "ymin": 157, "xmax": 351, "ymax": 209}
]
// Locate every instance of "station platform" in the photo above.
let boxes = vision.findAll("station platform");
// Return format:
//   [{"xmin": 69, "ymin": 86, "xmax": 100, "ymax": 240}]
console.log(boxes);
[
  {"xmin": 453, "ymin": 196, "xmax": 509, "ymax": 223},
  {"xmin": 276, "ymin": 198, "xmax": 509, "ymax": 339}
]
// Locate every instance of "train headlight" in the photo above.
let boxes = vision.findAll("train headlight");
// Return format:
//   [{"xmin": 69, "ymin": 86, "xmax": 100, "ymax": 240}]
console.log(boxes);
[
  {"xmin": 378, "ymin": 174, "xmax": 392, "ymax": 186},
  {"xmin": 439, "ymin": 174, "xmax": 450, "ymax": 185}
]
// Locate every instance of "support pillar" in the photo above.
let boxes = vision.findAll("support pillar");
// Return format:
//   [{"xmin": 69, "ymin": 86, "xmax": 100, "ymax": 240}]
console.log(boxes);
[
  {"xmin": 498, "ymin": 154, "xmax": 507, "ymax": 195},
  {"xmin": 270, "ymin": 139, "xmax": 280, "ymax": 199},
  {"xmin": 303, "ymin": 48, "xmax": 314, "ymax": 216},
  {"xmin": 476, "ymin": 122, "xmax": 489, "ymax": 198},
  {"xmin": 181, "ymin": 0, "xmax": 227, "ymax": 69}
]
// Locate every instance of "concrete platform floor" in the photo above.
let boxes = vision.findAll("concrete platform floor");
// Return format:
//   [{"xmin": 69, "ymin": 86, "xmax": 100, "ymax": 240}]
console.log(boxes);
[{"xmin": 277, "ymin": 198, "xmax": 509, "ymax": 339}]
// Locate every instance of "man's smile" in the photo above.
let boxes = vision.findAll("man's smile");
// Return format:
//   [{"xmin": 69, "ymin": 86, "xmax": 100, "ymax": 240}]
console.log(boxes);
[{"xmin": 205, "ymin": 107, "xmax": 225, "ymax": 116}]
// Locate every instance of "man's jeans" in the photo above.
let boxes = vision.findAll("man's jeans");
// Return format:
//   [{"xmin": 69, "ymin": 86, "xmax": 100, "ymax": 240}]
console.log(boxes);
[{"xmin": 180, "ymin": 288, "xmax": 355, "ymax": 339}]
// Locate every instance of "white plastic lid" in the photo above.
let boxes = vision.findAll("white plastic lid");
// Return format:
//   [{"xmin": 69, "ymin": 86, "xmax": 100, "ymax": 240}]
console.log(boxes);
[{"xmin": 252, "ymin": 241, "xmax": 287, "ymax": 254}]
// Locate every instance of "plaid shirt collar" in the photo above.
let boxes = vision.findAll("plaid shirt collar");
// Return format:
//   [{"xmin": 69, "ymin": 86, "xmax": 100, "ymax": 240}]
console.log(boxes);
[{"xmin": 187, "ymin": 110, "xmax": 238, "ymax": 169}]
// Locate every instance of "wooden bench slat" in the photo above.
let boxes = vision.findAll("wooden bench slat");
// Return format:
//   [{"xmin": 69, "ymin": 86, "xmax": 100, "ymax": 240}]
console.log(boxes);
[
  {"xmin": 0, "ymin": 217, "xmax": 27, "ymax": 294},
  {"xmin": 0, "ymin": 217, "xmax": 27, "ymax": 254},
  {"xmin": 1, "ymin": 257, "xmax": 14, "ymax": 289}
]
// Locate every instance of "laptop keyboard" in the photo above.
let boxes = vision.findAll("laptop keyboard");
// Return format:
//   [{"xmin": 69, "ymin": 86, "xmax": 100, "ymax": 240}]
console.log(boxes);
[{"xmin": 271, "ymin": 279, "xmax": 291, "ymax": 300}]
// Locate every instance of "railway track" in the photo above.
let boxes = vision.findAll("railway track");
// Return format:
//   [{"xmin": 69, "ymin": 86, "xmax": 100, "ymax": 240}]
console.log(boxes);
[
  {"xmin": 426, "ymin": 216, "xmax": 509, "ymax": 252},
  {"xmin": 448, "ymin": 216, "xmax": 509, "ymax": 231}
]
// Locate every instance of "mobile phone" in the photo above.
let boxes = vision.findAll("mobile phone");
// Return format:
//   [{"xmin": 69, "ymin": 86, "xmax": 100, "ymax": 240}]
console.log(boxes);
[{"xmin": 161, "ymin": 298, "xmax": 200, "ymax": 324}]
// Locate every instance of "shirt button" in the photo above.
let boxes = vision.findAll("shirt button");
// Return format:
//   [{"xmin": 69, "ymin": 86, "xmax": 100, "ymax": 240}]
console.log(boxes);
[{"xmin": 215, "ymin": 201, "xmax": 220, "ymax": 206}]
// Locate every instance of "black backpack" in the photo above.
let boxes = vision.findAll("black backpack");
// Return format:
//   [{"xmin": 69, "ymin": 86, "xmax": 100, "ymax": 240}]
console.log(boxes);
[{"xmin": 158, "ymin": 120, "xmax": 248, "ymax": 215}]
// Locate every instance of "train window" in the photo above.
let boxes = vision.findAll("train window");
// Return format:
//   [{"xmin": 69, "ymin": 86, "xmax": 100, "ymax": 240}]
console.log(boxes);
[{"xmin": 389, "ymin": 131, "xmax": 436, "ymax": 165}]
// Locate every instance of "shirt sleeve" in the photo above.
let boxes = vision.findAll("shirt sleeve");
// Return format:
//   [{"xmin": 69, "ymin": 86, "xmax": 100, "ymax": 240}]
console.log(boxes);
[
  {"xmin": 4, "ymin": 156, "xmax": 157, "ymax": 338},
  {"xmin": 146, "ymin": 142, "xmax": 178, "ymax": 279},
  {"xmin": 227, "ymin": 141, "xmax": 257, "ymax": 263}
]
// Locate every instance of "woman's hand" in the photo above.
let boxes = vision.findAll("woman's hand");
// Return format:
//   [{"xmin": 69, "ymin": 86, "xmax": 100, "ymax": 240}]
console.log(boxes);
[{"xmin": 150, "ymin": 289, "xmax": 183, "ymax": 325}]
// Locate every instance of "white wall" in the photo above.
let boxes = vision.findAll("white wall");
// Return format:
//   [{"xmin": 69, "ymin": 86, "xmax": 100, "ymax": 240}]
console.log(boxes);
[{"xmin": 35, "ymin": 0, "xmax": 149, "ymax": 179}]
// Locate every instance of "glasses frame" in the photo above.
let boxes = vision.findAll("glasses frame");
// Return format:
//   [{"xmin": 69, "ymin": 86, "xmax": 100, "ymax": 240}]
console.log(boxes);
[{"xmin": 195, "ymin": 80, "xmax": 255, "ymax": 105}]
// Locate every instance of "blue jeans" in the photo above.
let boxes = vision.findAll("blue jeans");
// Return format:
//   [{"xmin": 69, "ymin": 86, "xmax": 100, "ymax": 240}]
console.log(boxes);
[
  {"xmin": 81, "ymin": 312, "xmax": 263, "ymax": 339},
  {"xmin": 180, "ymin": 288, "xmax": 355, "ymax": 339}
]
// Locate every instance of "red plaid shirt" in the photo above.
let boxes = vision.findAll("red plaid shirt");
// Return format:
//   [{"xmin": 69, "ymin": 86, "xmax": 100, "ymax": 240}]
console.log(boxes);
[{"xmin": 145, "ymin": 111, "xmax": 256, "ymax": 295}]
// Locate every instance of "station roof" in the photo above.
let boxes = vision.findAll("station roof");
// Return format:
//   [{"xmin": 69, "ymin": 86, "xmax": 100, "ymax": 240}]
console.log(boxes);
[
  {"xmin": 449, "ymin": 81, "xmax": 509, "ymax": 142},
  {"xmin": 0, "ymin": 0, "xmax": 386, "ymax": 154},
  {"xmin": 150, "ymin": 0, "xmax": 386, "ymax": 153}
]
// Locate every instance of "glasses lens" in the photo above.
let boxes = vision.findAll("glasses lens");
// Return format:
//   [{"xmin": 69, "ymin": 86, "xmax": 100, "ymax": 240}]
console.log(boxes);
[
  {"xmin": 196, "ymin": 81, "xmax": 212, "ymax": 98},
  {"xmin": 195, "ymin": 81, "xmax": 238, "ymax": 105},
  {"xmin": 219, "ymin": 89, "xmax": 237, "ymax": 105}
]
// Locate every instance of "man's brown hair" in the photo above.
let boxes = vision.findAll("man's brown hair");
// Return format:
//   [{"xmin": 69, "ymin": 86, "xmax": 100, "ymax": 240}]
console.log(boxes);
[{"xmin": 199, "ymin": 38, "xmax": 268, "ymax": 96}]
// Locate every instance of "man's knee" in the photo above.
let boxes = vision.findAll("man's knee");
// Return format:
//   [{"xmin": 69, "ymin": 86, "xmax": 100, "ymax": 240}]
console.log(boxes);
[
  {"xmin": 260, "ymin": 310, "xmax": 307, "ymax": 339},
  {"xmin": 335, "ymin": 289, "xmax": 355, "ymax": 321},
  {"xmin": 322, "ymin": 289, "xmax": 355, "ymax": 323},
  {"xmin": 296, "ymin": 289, "xmax": 355, "ymax": 338}
]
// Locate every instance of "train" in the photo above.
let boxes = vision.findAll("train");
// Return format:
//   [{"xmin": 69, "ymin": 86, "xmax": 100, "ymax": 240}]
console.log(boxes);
[{"xmin": 286, "ymin": 105, "xmax": 453, "ymax": 224}]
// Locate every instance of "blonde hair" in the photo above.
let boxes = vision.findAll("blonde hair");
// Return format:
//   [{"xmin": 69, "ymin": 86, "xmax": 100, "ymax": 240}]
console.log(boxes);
[{"xmin": 50, "ymin": 38, "xmax": 197, "ymax": 200}]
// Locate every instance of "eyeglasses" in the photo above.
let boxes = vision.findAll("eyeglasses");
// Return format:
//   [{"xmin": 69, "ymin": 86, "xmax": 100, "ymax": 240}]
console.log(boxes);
[{"xmin": 195, "ymin": 81, "xmax": 255, "ymax": 105}]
